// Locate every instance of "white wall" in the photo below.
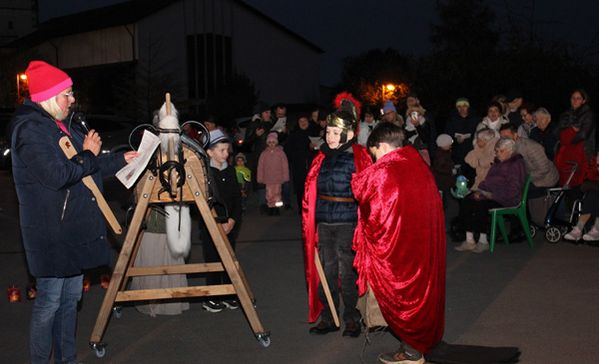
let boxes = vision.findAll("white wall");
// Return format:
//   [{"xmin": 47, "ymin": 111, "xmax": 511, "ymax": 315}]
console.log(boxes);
[{"xmin": 29, "ymin": 26, "xmax": 135, "ymax": 69}]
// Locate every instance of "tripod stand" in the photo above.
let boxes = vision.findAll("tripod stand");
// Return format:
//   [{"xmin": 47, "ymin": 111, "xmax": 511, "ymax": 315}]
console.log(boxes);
[{"xmin": 88, "ymin": 145, "xmax": 270, "ymax": 358}]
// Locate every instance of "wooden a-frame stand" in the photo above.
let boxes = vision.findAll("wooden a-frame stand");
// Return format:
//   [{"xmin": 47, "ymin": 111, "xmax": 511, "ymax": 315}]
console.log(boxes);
[{"xmin": 89, "ymin": 146, "xmax": 270, "ymax": 357}]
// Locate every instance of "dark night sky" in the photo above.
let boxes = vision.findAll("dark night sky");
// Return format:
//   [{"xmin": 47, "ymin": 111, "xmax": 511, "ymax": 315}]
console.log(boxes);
[{"xmin": 38, "ymin": 0, "xmax": 599, "ymax": 85}]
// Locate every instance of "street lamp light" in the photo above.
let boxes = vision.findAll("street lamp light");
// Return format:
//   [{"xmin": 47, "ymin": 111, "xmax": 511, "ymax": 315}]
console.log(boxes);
[
  {"xmin": 16, "ymin": 73, "xmax": 27, "ymax": 104},
  {"xmin": 381, "ymin": 83, "xmax": 396, "ymax": 101}
]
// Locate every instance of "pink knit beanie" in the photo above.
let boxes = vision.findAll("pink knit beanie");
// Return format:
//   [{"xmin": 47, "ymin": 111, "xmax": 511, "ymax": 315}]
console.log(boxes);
[{"xmin": 25, "ymin": 60, "xmax": 73, "ymax": 102}]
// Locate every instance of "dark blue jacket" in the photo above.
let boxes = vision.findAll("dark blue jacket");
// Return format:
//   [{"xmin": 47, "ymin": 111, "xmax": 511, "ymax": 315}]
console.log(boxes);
[
  {"xmin": 315, "ymin": 148, "xmax": 357, "ymax": 224},
  {"xmin": 10, "ymin": 100, "xmax": 125, "ymax": 277},
  {"xmin": 444, "ymin": 110, "xmax": 479, "ymax": 165},
  {"xmin": 529, "ymin": 123, "xmax": 559, "ymax": 161}
]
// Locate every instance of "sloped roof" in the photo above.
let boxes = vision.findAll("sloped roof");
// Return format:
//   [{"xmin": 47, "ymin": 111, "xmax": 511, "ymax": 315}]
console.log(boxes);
[
  {"xmin": 8, "ymin": 0, "xmax": 323, "ymax": 53},
  {"xmin": 10, "ymin": 0, "xmax": 174, "ymax": 47}
]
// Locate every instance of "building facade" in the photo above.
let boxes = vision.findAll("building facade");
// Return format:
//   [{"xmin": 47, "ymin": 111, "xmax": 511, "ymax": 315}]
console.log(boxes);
[{"xmin": 3, "ymin": 0, "xmax": 322, "ymax": 118}]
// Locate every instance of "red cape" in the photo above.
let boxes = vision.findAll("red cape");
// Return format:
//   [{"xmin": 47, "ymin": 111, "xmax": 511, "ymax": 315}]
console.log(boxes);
[
  {"xmin": 301, "ymin": 143, "xmax": 372, "ymax": 323},
  {"xmin": 555, "ymin": 128, "xmax": 588, "ymax": 186},
  {"xmin": 351, "ymin": 146, "xmax": 446, "ymax": 354}
]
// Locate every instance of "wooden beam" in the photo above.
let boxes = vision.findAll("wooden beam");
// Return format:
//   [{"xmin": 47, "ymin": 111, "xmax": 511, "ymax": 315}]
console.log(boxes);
[
  {"xmin": 127, "ymin": 263, "xmax": 225, "ymax": 277},
  {"xmin": 115, "ymin": 284, "xmax": 235, "ymax": 302}
]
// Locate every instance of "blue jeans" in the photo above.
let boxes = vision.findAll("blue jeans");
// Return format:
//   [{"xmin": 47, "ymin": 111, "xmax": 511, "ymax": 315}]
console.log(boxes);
[{"xmin": 30, "ymin": 275, "xmax": 83, "ymax": 364}]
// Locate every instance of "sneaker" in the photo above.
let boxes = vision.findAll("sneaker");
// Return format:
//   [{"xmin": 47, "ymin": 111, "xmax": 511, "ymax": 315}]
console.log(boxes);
[
  {"xmin": 222, "ymin": 299, "xmax": 240, "ymax": 310},
  {"xmin": 564, "ymin": 227, "xmax": 583, "ymax": 241},
  {"xmin": 472, "ymin": 242, "xmax": 490, "ymax": 253},
  {"xmin": 583, "ymin": 227, "xmax": 599, "ymax": 241},
  {"xmin": 202, "ymin": 300, "xmax": 225, "ymax": 313},
  {"xmin": 454, "ymin": 240, "xmax": 476, "ymax": 251},
  {"xmin": 378, "ymin": 348, "xmax": 424, "ymax": 364}
]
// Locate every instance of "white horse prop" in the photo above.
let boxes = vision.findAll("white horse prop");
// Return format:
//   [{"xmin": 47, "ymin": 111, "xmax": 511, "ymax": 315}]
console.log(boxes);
[{"xmin": 154, "ymin": 102, "xmax": 191, "ymax": 258}]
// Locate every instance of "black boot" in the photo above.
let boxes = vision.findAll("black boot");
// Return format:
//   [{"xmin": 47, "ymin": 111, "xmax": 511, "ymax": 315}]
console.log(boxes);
[{"xmin": 309, "ymin": 321, "xmax": 339, "ymax": 335}]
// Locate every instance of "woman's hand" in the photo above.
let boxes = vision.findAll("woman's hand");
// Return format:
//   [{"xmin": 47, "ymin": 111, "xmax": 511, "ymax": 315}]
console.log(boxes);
[
  {"xmin": 124, "ymin": 151, "xmax": 139, "ymax": 164},
  {"xmin": 83, "ymin": 130, "xmax": 102, "ymax": 156}
]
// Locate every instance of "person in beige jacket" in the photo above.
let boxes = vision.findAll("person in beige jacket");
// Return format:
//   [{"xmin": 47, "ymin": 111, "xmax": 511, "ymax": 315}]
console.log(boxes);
[
  {"xmin": 465, "ymin": 128, "xmax": 499, "ymax": 189},
  {"xmin": 500, "ymin": 123, "xmax": 559, "ymax": 197}
]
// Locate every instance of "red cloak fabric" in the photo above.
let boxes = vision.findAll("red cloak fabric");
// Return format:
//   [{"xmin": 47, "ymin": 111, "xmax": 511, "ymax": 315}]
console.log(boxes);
[
  {"xmin": 301, "ymin": 143, "xmax": 372, "ymax": 323},
  {"xmin": 351, "ymin": 145, "xmax": 446, "ymax": 354},
  {"xmin": 555, "ymin": 127, "xmax": 588, "ymax": 186}
]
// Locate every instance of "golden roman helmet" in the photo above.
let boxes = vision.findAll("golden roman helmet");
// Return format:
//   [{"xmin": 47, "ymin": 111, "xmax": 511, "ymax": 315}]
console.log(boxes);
[{"xmin": 326, "ymin": 92, "xmax": 361, "ymax": 132}]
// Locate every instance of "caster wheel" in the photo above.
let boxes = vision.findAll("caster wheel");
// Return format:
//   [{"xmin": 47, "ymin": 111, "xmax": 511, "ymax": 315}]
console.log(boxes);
[
  {"xmin": 90, "ymin": 342, "xmax": 106, "ymax": 358},
  {"xmin": 529, "ymin": 225, "xmax": 537, "ymax": 238},
  {"xmin": 95, "ymin": 347, "xmax": 106, "ymax": 358},
  {"xmin": 113, "ymin": 306, "xmax": 122, "ymax": 319},
  {"xmin": 256, "ymin": 333, "xmax": 271, "ymax": 348},
  {"xmin": 545, "ymin": 226, "xmax": 561, "ymax": 243}
]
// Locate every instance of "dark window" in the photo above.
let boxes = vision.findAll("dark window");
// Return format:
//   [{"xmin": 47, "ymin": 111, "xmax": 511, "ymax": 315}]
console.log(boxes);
[{"xmin": 186, "ymin": 33, "xmax": 232, "ymax": 100}]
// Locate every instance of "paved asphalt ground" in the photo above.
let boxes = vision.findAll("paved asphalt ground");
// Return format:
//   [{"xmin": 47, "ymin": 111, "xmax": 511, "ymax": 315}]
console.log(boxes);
[{"xmin": 1, "ymin": 170, "xmax": 599, "ymax": 363}]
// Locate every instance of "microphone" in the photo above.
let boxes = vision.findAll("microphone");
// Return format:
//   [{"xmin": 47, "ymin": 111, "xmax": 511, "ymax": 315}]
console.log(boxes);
[{"xmin": 71, "ymin": 112, "xmax": 90, "ymax": 133}]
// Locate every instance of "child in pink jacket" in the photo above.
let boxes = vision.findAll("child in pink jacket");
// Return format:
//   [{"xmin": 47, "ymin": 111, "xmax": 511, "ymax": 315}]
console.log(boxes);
[{"xmin": 257, "ymin": 132, "xmax": 289, "ymax": 215}]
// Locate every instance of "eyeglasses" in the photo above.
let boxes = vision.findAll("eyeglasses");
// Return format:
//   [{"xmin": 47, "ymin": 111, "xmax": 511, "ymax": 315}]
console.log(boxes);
[{"xmin": 61, "ymin": 91, "xmax": 75, "ymax": 98}]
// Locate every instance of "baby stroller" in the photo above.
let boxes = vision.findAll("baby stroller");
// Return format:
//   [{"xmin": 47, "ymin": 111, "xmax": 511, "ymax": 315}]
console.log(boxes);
[{"xmin": 530, "ymin": 162, "xmax": 584, "ymax": 243}]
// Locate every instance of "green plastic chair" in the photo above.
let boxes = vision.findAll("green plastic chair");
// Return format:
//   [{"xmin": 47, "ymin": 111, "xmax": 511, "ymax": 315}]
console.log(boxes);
[{"xmin": 488, "ymin": 175, "xmax": 534, "ymax": 253}]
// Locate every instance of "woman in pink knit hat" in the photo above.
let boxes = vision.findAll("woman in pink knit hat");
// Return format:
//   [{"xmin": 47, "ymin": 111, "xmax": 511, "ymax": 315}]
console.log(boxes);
[
  {"xmin": 10, "ymin": 60, "xmax": 137, "ymax": 363},
  {"xmin": 257, "ymin": 131, "xmax": 289, "ymax": 215}
]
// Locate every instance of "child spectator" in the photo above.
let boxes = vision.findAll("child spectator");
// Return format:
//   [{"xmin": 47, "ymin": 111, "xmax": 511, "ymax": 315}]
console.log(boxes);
[
  {"xmin": 432, "ymin": 134, "xmax": 455, "ymax": 204},
  {"xmin": 257, "ymin": 131, "xmax": 289, "ymax": 215},
  {"xmin": 201, "ymin": 129, "xmax": 242, "ymax": 312},
  {"xmin": 234, "ymin": 152, "xmax": 252, "ymax": 212}
]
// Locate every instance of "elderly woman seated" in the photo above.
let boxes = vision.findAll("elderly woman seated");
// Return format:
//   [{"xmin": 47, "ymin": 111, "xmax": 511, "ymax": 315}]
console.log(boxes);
[
  {"xmin": 455, "ymin": 138, "xmax": 527, "ymax": 253},
  {"xmin": 465, "ymin": 128, "xmax": 499, "ymax": 189},
  {"xmin": 529, "ymin": 107, "xmax": 558, "ymax": 160}
]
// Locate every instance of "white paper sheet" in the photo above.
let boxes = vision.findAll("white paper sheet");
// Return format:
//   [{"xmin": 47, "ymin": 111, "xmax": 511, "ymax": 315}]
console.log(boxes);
[
  {"xmin": 116, "ymin": 130, "xmax": 161, "ymax": 189},
  {"xmin": 309, "ymin": 136, "xmax": 324, "ymax": 150}
]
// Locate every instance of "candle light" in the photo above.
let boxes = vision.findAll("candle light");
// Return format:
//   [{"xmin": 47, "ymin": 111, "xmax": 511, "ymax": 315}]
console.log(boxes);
[
  {"xmin": 100, "ymin": 274, "xmax": 111, "ymax": 289},
  {"xmin": 26, "ymin": 284, "xmax": 36, "ymax": 300},
  {"xmin": 83, "ymin": 276, "xmax": 91, "ymax": 292},
  {"xmin": 7, "ymin": 285, "xmax": 21, "ymax": 303}
]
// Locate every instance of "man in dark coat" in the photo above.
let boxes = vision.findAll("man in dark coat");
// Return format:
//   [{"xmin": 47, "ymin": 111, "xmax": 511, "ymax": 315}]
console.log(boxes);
[
  {"xmin": 284, "ymin": 115, "xmax": 314, "ymax": 211},
  {"xmin": 10, "ymin": 61, "xmax": 136, "ymax": 363},
  {"xmin": 244, "ymin": 102, "xmax": 274, "ymax": 212}
]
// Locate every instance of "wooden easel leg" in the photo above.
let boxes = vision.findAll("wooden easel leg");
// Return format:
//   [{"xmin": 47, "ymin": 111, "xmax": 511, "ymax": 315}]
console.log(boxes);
[
  {"xmin": 192, "ymin": 188, "xmax": 267, "ymax": 340},
  {"xmin": 121, "ymin": 209, "xmax": 152, "ymax": 290},
  {"xmin": 90, "ymin": 173, "xmax": 156, "ymax": 344}
]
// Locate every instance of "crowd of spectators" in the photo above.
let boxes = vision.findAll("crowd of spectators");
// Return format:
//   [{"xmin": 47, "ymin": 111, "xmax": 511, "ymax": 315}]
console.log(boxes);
[{"xmin": 191, "ymin": 87, "xmax": 597, "ymax": 248}]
